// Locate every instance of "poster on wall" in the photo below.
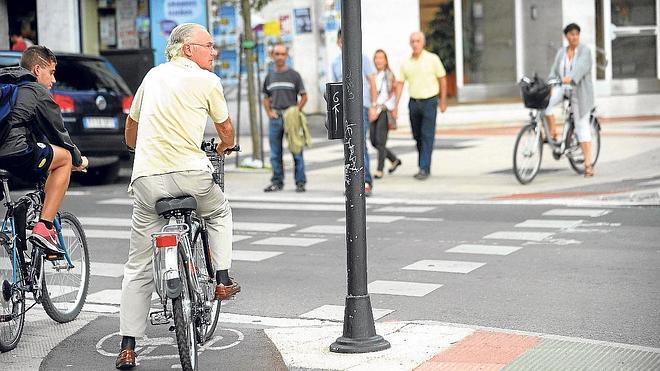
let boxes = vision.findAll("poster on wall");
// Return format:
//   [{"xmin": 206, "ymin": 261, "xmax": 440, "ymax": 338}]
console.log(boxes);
[
  {"xmin": 117, "ymin": 0, "xmax": 139, "ymax": 49},
  {"xmin": 100, "ymin": 15, "xmax": 117, "ymax": 48},
  {"xmin": 293, "ymin": 8, "xmax": 312, "ymax": 34},
  {"xmin": 150, "ymin": 0, "xmax": 207, "ymax": 65}
]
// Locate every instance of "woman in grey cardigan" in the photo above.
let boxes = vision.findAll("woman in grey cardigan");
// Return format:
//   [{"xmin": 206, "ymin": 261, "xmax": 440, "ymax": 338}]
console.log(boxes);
[{"xmin": 546, "ymin": 23, "xmax": 595, "ymax": 177}]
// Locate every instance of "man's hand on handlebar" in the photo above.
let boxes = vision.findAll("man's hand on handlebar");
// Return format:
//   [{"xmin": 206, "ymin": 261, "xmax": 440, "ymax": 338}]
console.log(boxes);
[{"xmin": 73, "ymin": 156, "xmax": 89, "ymax": 172}]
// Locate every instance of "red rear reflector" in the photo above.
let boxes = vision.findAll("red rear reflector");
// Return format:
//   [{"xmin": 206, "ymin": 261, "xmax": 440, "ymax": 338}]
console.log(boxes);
[
  {"xmin": 122, "ymin": 95, "xmax": 133, "ymax": 115},
  {"xmin": 155, "ymin": 235, "xmax": 177, "ymax": 248},
  {"xmin": 52, "ymin": 94, "xmax": 75, "ymax": 113}
]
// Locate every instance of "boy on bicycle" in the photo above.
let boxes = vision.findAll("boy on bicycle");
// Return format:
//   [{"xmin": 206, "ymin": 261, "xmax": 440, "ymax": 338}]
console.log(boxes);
[{"xmin": 0, "ymin": 46, "xmax": 88, "ymax": 258}]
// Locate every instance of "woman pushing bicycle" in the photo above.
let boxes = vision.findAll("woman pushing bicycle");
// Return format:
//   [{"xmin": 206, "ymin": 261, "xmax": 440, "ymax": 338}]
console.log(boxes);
[{"xmin": 545, "ymin": 23, "xmax": 595, "ymax": 177}]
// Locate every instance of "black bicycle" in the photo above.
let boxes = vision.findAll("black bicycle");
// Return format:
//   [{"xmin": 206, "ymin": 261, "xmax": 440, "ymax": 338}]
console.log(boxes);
[
  {"xmin": 0, "ymin": 170, "xmax": 90, "ymax": 352},
  {"xmin": 514, "ymin": 77, "xmax": 601, "ymax": 184},
  {"xmin": 148, "ymin": 139, "xmax": 238, "ymax": 370}
]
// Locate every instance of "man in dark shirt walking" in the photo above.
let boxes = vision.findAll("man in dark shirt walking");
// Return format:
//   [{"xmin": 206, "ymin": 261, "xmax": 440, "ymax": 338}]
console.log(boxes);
[{"xmin": 262, "ymin": 43, "xmax": 308, "ymax": 192}]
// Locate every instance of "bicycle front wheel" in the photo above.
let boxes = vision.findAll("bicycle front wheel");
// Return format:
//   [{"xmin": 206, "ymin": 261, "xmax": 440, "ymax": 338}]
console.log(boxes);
[
  {"xmin": 567, "ymin": 116, "xmax": 601, "ymax": 174},
  {"xmin": 173, "ymin": 252, "xmax": 198, "ymax": 371},
  {"xmin": 41, "ymin": 212, "xmax": 90, "ymax": 323},
  {"xmin": 192, "ymin": 229, "xmax": 220, "ymax": 343},
  {"xmin": 0, "ymin": 239, "xmax": 25, "ymax": 352},
  {"xmin": 513, "ymin": 123, "xmax": 543, "ymax": 184}
]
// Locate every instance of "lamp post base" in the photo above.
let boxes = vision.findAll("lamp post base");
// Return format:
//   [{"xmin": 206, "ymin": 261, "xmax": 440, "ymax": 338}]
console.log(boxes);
[{"xmin": 329, "ymin": 294, "xmax": 391, "ymax": 353}]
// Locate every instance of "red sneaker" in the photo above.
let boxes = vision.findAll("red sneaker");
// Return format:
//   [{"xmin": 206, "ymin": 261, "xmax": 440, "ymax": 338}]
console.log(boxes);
[{"xmin": 30, "ymin": 222, "xmax": 64, "ymax": 258}]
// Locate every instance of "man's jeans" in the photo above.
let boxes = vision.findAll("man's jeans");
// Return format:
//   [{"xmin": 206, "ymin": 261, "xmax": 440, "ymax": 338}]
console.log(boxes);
[
  {"xmin": 362, "ymin": 107, "xmax": 372, "ymax": 184},
  {"xmin": 269, "ymin": 115, "xmax": 306, "ymax": 186},
  {"xmin": 408, "ymin": 96, "xmax": 438, "ymax": 172}
]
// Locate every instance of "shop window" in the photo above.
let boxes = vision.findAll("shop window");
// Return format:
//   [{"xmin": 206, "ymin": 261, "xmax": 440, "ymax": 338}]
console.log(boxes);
[{"xmin": 461, "ymin": 0, "xmax": 516, "ymax": 84}]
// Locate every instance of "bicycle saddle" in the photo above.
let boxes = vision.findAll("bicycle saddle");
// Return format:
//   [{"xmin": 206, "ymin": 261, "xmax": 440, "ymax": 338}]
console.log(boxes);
[
  {"xmin": 0, "ymin": 169, "xmax": 10, "ymax": 179},
  {"xmin": 155, "ymin": 196, "xmax": 197, "ymax": 216}
]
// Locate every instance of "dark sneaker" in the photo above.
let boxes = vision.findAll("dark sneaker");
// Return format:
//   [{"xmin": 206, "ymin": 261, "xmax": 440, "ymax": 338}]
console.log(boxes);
[
  {"xmin": 295, "ymin": 183, "xmax": 306, "ymax": 193},
  {"xmin": 215, "ymin": 280, "xmax": 241, "ymax": 300},
  {"xmin": 413, "ymin": 170, "xmax": 429, "ymax": 180},
  {"xmin": 29, "ymin": 222, "xmax": 64, "ymax": 259},
  {"xmin": 263, "ymin": 183, "xmax": 283, "ymax": 192},
  {"xmin": 365, "ymin": 183, "xmax": 373, "ymax": 197}
]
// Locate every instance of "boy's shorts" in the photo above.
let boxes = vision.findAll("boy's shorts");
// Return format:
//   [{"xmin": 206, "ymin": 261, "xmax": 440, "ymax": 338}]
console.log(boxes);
[{"xmin": 0, "ymin": 142, "xmax": 54, "ymax": 183}]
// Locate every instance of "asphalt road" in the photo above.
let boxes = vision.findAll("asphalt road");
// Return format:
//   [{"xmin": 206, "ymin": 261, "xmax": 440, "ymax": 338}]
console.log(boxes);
[{"xmin": 0, "ymin": 178, "xmax": 654, "ymax": 370}]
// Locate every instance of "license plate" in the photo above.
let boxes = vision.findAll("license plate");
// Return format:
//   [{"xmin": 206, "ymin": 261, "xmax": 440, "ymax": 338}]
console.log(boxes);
[{"xmin": 83, "ymin": 117, "xmax": 118, "ymax": 129}]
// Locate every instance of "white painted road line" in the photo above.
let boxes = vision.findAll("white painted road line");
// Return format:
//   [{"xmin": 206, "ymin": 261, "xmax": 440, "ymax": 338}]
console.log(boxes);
[
  {"xmin": 299, "ymin": 305, "xmax": 393, "ymax": 322},
  {"xmin": 231, "ymin": 202, "xmax": 345, "ymax": 212},
  {"xmin": 515, "ymin": 219, "xmax": 583, "ymax": 229},
  {"xmin": 83, "ymin": 303, "xmax": 120, "ymax": 314},
  {"xmin": 98, "ymin": 198, "xmax": 133, "ymax": 205},
  {"xmin": 79, "ymin": 217, "xmax": 132, "ymax": 227},
  {"xmin": 251, "ymin": 237, "xmax": 327, "ymax": 247},
  {"xmin": 402, "ymin": 260, "xmax": 486, "ymax": 274},
  {"xmin": 233, "ymin": 222, "xmax": 295, "ymax": 232},
  {"xmin": 86, "ymin": 289, "xmax": 158, "ymax": 305},
  {"xmin": 338, "ymin": 215, "xmax": 405, "ymax": 223},
  {"xmin": 296, "ymin": 225, "xmax": 346, "ymax": 234},
  {"xmin": 543, "ymin": 208, "xmax": 611, "ymax": 217},
  {"xmin": 233, "ymin": 250, "xmax": 283, "ymax": 262},
  {"xmin": 445, "ymin": 244, "xmax": 523, "ymax": 256},
  {"xmin": 372, "ymin": 206, "xmax": 436, "ymax": 213},
  {"xmin": 90, "ymin": 262, "xmax": 125, "ymax": 277},
  {"xmin": 233, "ymin": 235, "xmax": 252, "ymax": 243},
  {"xmin": 62, "ymin": 229, "xmax": 131, "ymax": 240},
  {"xmin": 368, "ymin": 280, "xmax": 443, "ymax": 297},
  {"xmin": 483, "ymin": 231, "xmax": 554, "ymax": 242}
]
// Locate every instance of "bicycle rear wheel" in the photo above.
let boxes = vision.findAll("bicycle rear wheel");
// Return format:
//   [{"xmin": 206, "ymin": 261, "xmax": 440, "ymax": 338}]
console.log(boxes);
[
  {"xmin": 192, "ymin": 228, "xmax": 220, "ymax": 343},
  {"xmin": 41, "ymin": 212, "xmax": 90, "ymax": 323},
  {"xmin": 173, "ymin": 251, "xmax": 198, "ymax": 371},
  {"xmin": 567, "ymin": 116, "xmax": 601, "ymax": 174},
  {"xmin": 0, "ymin": 239, "xmax": 25, "ymax": 352},
  {"xmin": 513, "ymin": 123, "xmax": 543, "ymax": 184}
]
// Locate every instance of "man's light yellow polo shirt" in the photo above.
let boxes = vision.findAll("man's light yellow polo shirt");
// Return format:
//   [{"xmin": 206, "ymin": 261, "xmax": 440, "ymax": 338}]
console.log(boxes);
[
  {"xmin": 400, "ymin": 49, "xmax": 446, "ymax": 100},
  {"xmin": 129, "ymin": 57, "xmax": 229, "ymax": 187}
]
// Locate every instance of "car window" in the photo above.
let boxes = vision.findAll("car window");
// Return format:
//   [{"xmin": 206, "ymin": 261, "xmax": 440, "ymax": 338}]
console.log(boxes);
[
  {"xmin": 54, "ymin": 58, "xmax": 131, "ymax": 95},
  {"xmin": 0, "ymin": 56, "xmax": 20, "ymax": 68}
]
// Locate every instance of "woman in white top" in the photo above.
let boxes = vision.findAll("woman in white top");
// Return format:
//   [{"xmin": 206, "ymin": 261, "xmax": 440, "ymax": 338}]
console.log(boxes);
[
  {"xmin": 369, "ymin": 49, "xmax": 402, "ymax": 178},
  {"xmin": 546, "ymin": 23, "xmax": 595, "ymax": 177}
]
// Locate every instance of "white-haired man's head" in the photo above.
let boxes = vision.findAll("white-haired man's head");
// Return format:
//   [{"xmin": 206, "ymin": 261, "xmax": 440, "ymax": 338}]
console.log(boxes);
[
  {"xmin": 409, "ymin": 31, "xmax": 426, "ymax": 56},
  {"xmin": 165, "ymin": 23, "xmax": 217, "ymax": 71}
]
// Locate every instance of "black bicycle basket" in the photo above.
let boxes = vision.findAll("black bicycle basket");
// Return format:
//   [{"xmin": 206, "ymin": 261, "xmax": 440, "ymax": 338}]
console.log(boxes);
[{"xmin": 520, "ymin": 76, "xmax": 551, "ymax": 109}]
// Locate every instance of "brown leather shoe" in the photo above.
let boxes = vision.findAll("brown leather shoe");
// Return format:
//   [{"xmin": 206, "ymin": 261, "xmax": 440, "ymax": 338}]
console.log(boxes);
[
  {"xmin": 215, "ymin": 280, "xmax": 241, "ymax": 300},
  {"xmin": 115, "ymin": 349, "xmax": 137, "ymax": 369}
]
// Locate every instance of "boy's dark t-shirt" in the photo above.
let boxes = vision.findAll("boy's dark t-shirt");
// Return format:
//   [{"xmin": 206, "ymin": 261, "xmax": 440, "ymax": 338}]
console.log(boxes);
[{"xmin": 262, "ymin": 68, "xmax": 305, "ymax": 110}]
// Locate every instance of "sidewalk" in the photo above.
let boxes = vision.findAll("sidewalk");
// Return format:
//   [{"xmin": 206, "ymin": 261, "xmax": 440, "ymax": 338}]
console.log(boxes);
[
  {"xmin": 223, "ymin": 114, "xmax": 660, "ymax": 206},
  {"xmin": 264, "ymin": 320, "xmax": 660, "ymax": 370}
]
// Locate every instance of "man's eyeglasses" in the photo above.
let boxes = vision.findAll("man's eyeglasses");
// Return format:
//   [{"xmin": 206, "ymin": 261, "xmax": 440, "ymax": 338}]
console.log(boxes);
[{"xmin": 188, "ymin": 43, "xmax": 215, "ymax": 51}]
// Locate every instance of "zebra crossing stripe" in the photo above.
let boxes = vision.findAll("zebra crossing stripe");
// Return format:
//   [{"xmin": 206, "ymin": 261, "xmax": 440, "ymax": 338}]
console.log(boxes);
[
  {"xmin": 296, "ymin": 225, "xmax": 346, "ymax": 234},
  {"xmin": 368, "ymin": 280, "xmax": 443, "ymax": 297},
  {"xmin": 251, "ymin": 237, "xmax": 327, "ymax": 247},
  {"xmin": 402, "ymin": 260, "xmax": 486, "ymax": 274},
  {"xmin": 446, "ymin": 244, "xmax": 523, "ymax": 256},
  {"xmin": 483, "ymin": 231, "xmax": 553, "ymax": 242},
  {"xmin": 338, "ymin": 215, "xmax": 405, "ymax": 223},
  {"xmin": 543, "ymin": 209, "xmax": 611, "ymax": 217},
  {"xmin": 233, "ymin": 250, "xmax": 283, "ymax": 262},
  {"xmin": 515, "ymin": 219, "xmax": 583, "ymax": 229}
]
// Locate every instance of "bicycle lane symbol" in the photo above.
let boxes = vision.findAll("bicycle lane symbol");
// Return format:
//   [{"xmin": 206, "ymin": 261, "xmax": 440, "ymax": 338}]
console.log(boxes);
[{"xmin": 95, "ymin": 328, "xmax": 244, "ymax": 362}]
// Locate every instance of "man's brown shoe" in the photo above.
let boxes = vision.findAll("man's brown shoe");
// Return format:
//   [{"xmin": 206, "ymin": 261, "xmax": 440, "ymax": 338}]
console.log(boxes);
[
  {"xmin": 215, "ymin": 281, "xmax": 241, "ymax": 300},
  {"xmin": 115, "ymin": 349, "xmax": 137, "ymax": 369}
]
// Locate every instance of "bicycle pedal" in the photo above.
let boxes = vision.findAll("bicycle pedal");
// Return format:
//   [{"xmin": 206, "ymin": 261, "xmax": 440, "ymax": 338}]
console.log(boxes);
[{"xmin": 149, "ymin": 311, "xmax": 170, "ymax": 325}]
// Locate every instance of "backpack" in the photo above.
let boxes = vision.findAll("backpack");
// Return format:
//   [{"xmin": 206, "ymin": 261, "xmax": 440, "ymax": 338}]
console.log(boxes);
[{"xmin": 0, "ymin": 81, "xmax": 26, "ymax": 143}]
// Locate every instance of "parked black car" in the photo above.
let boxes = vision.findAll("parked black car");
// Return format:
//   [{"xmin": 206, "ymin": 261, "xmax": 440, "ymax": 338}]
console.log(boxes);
[{"xmin": 0, "ymin": 51, "xmax": 133, "ymax": 185}]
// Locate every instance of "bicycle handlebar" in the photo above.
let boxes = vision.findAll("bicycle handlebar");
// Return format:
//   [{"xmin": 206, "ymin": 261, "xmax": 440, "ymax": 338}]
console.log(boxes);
[{"xmin": 201, "ymin": 138, "xmax": 241, "ymax": 155}]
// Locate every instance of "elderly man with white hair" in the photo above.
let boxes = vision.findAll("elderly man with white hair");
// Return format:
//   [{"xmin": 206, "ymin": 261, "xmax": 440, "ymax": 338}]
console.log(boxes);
[
  {"xmin": 394, "ymin": 31, "xmax": 447, "ymax": 180},
  {"xmin": 115, "ymin": 23, "xmax": 239, "ymax": 369}
]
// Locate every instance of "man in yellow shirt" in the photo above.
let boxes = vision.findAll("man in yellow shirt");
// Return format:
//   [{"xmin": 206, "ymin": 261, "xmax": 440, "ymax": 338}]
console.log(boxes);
[
  {"xmin": 395, "ymin": 32, "xmax": 447, "ymax": 180},
  {"xmin": 116, "ymin": 23, "xmax": 238, "ymax": 369}
]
